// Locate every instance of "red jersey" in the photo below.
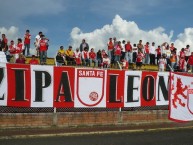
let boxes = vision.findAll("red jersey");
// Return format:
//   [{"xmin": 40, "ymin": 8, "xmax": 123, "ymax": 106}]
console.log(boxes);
[
  {"xmin": 156, "ymin": 47, "xmax": 161, "ymax": 55},
  {"xmin": 29, "ymin": 59, "xmax": 39, "ymax": 65},
  {"xmin": 16, "ymin": 43, "xmax": 23, "ymax": 53},
  {"xmin": 16, "ymin": 58, "xmax": 25, "ymax": 64},
  {"xmin": 114, "ymin": 45, "xmax": 122, "ymax": 55},
  {"xmin": 170, "ymin": 46, "xmax": 175, "ymax": 51},
  {"xmin": 82, "ymin": 51, "xmax": 89, "ymax": 59},
  {"xmin": 9, "ymin": 44, "xmax": 16, "ymax": 54},
  {"xmin": 101, "ymin": 51, "xmax": 107, "ymax": 58},
  {"xmin": 1, "ymin": 38, "xmax": 8, "ymax": 50},
  {"xmin": 144, "ymin": 45, "xmax": 149, "ymax": 54},
  {"xmin": 188, "ymin": 55, "xmax": 193, "ymax": 65},
  {"xmin": 39, "ymin": 39, "xmax": 47, "ymax": 51},
  {"xmin": 108, "ymin": 41, "xmax": 114, "ymax": 50},
  {"xmin": 125, "ymin": 43, "xmax": 132, "ymax": 52},
  {"xmin": 24, "ymin": 33, "xmax": 31, "ymax": 44},
  {"xmin": 136, "ymin": 52, "xmax": 144, "ymax": 62},
  {"xmin": 3, "ymin": 38, "xmax": 8, "ymax": 44},
  {"xmin": 179, "ymin": 51, "xmax": 185, "ymax": 58},
  {"xmin": 89, "ymin": 52, "xmax": 96, "ymax": 59}
]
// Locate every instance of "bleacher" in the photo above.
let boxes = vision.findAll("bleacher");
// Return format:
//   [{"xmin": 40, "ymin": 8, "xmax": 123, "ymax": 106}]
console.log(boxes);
[{"xmin": 25, "ymin": 56, "xmax": 159, "ymax": 71}]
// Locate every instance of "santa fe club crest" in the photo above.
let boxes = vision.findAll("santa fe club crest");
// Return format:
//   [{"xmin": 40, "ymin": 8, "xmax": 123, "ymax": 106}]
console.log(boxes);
[{"xmin": 75, "ymin": 69, "xmax": 105, "ymax": 107}]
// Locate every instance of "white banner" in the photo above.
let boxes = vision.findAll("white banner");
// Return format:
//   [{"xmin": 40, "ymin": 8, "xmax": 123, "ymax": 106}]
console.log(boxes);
[
  {"xmin": 124, "ymin": 71, "xmax": 142, "ymax": 107},
  {"xmin": 156, "ymin": 72, "xmax": 169, "ymax": 105},
  {"xmin": 0, "ymin": 63, "xmax": 7, "ymax": 106},
  {"xmin": 169, "ymin": 72, "xmax": 193, "ymax": 122},
  {"xmin": 31, "ymin": 65, "xmax": 54, "ymax": 107},
  {"xmin": 74, "ymin": 68, "xmax": 106, "ymax": 107}
]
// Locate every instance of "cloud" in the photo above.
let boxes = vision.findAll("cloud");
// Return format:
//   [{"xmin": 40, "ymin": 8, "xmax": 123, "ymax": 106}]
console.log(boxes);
[
  {"xmin": 70, "ymin": 15, "xmax": 174, "ymax": 50},
  {"xmin": 174, "ymin": 28, "xmax": 193, "ymax": 51},
  {"xmin": 2, "ymin": 15, "xmax": 193, "ymax": 58},
  {"xmin": 0, "ymin": 26, "xmax": 19, "ymax": 42},
  {"xmin": 70, "ymin": 15, "xmax": 193, "ymax": 53}
]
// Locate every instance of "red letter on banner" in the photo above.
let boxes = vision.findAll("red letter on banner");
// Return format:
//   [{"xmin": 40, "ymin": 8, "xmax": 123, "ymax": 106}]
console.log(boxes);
[
  {"xmin": 106, "ymin": 70, "xmax": 124, "ymax": 108},
  {"xmin": 7, "ymin": 64, "xmax": 31, "ymax": 107},
  {"xmin": 141, "ymin": 71, "xmax": 157, "ymax": 106},
  {"xmin": 53, "ymin": 67, "xmax": 74, "ymax": 108}
]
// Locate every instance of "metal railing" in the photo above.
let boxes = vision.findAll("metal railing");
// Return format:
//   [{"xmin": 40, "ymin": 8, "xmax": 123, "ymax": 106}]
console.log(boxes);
[{"xmin": 0, "ymin": 105, "xmax": 168, "ymax": 113}]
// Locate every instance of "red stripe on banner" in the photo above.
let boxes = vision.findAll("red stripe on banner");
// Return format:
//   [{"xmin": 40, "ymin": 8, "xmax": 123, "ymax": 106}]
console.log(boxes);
[
  {"xmin": 106, "ymin": 70, "xmax": 124, "ymax": 108},
  {"xmin": 53, "ymin": 67, "xmax": 74, "ymax": 108},
  {"xmin": 7, "ymin": 64, "xmax": 31, "ymax": 107},
  {"xmin": 141, "ymin": 71, "xmax": 157, "ymax": 107}
]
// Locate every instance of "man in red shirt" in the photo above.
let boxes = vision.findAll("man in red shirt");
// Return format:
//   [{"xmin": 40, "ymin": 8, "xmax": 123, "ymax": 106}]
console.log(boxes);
[
  {"xmin": 24, "ymin": 30, "xmax": 31, "ymax": 56},
  {"xmin": 156, "ymin": 45, "xmax": 161, "ymax": 65},
  {"xmin": 29, "ymin": 55, "xmax": 39, "ymax": 65},
  {"xmin": 144, "ymin": 42, "xmax": 150, "ymax": 64},
  {"xmin": 136, "ymin": 50, "xmax": 144, "ymax": 70},
  {"xmin": 188, "ymin": 52, "xmax": 193, "ymax": 73},
  {"xmin": 38, "ymin": 35, "xmax": 48, "ymax": 65},
  {"xmin": 15, "ymin": 54, "xmax": 26, "ymax": 64},
  {"xmin": 114, "ymin": 41, "xmax": 122, "ymax": 60},
  {"xmin": 0, "ymin": 34, "xmax": 8, "ymax": 52},
  {"xmin": 107, "ymin": 38, "xmax": 114, "ymax": 61},
  {"xmin": 89, "ymin": 48, "xmax": 98, "ymax": 67},
  {"xmin": 125, "ymin": 41, "xmax": 132, "ymax": 63},
  {"xmin": 15, "ymin": 38, "xmax": 24, "ymax": 61}
]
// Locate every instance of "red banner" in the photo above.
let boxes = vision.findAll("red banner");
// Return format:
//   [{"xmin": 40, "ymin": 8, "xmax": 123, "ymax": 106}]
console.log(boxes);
[{"xmin": 0, "ymin": 63, "xmax": 170, "ymax": 108}]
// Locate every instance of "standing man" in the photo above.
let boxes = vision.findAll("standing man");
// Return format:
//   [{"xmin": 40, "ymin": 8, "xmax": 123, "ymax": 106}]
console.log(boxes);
[
  {"xmin": 0, "ymin": 34, "xmax": 8, "ymax": 52},
  {"xmin": 125, "ymin": 40, "xmax": 133, "ymax": 63},
  {"xmin": 185, "ymin": 45, "xmax": 191, "ymax": 62},
  {"xmin": 149, "ymin": 42, "xmax": 156, "ymax": 65},
  {"xmin": 23, "ymin": 30, "xmax": 31, "ymax": 56},
  {"xmin": 80, "ymin": 39, "xmax": 89, "ymax": 52},
  {"xmin": 107, "ymin": 38, "xmax": 114, "ymax": 61},
  {"xmin": 144, "ymin": 42, "xmax": 150, "ymax": 64},
  {"xmin": 35, "ymin": 31, "xmax": 42, "ymax": 56},
  {"xmin": 15, "ymin": 38, "xmax": 24, "ymax": 60},
  {"xmin": 38, "ymin": 35, "xmax": 48, "ymax": 65}
]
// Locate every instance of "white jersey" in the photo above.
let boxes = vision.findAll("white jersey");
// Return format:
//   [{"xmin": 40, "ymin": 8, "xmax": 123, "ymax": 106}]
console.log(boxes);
[
  {"xmin": 103, "ymin": 57, "xmax": 111, "ymax": 65},
  {"xmin": 74, "ymin": 51, "xmax": 81, "ymax": 58},
  {"xmin": 35, "ymin": 35, "xmax": 41, "ymax": 47},
  {"xmin": 158, "ymin": 58, "xmax": 167, "ymax": 71}
]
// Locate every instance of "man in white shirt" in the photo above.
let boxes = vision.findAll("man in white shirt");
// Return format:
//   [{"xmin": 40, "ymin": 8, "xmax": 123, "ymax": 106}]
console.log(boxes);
[
  {"xmin": 185, "ymin": 45, "xmax": 191, "ymax": 62},
  {"xmin": 149, "ymin": 42, "xmax": 156, "ymax": 65},
  {"xmin": 35, "ymin": 31, "xmax": 42, "ymax": 56}
]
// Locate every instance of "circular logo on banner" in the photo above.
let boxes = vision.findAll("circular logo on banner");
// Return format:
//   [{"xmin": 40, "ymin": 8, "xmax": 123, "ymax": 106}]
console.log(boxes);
[{"xmin": 89, "ymin": 92, "xmax": 98, "ymax": 101}]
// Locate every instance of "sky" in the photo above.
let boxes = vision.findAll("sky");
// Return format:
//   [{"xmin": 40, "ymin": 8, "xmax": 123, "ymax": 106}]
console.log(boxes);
[{"xmin": 0, "ymin": 0, "xmax": 193, "ymax": 57}]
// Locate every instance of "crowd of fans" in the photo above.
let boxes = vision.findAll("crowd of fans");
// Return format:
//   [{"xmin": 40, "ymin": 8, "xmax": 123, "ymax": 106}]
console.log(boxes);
[
  {"xmin": 56, "ymin": 37, "xmax": 193, "ymax": 73},
  {"xmin": 0, "ymin": 30, "xmax": 193, "ymax": 73},
  {"xmin": 0, "ymin": 30, "xmax": 48, "ymax": 65}
]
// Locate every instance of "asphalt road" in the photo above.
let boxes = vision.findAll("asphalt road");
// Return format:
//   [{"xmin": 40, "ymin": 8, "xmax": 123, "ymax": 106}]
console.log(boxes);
[{"xmin": 1, "ymin": 128, "xmax": 193, "ymax": 145}]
